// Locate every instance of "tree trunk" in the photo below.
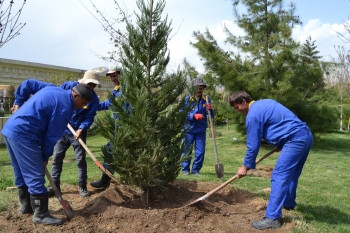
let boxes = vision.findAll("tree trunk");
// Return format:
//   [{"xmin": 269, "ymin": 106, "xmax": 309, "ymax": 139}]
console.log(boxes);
[{"xmin": 141, "ymin": 188, "xmax": 149, "ymax": 205}]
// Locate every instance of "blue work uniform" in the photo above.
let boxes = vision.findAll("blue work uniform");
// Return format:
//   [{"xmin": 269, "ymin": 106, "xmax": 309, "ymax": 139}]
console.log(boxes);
[
  {"xmin": 50, "ymin": 81, "xmax": 99, "ymax": 186},
  {"xmin": 182, "ymin": 94, "xmax": 213, "ymax": 174},
  {"xmin": 1, "ymin": 86, "xmax": 75, "ymax": 194},
  {"xmin": 13, "ymin": 79, "xmax": 55, "ymax": 105},
  {"xmin": 98, "ymin": 85, "xmax": 121, "ymax": 112},
  {"xmin": 11, "ymin": 79, "xmax": 99, "ymax": 186},
  {"xmin": 97, "ymin": 85, "xmax": 123, "ymax": 168},
  {"xmin": 98, "ymin": 84, "xmax": 132, "ymax": 168},
  {"xmin": 244, "ymin": 99, "xmax": 313, "ymax": 219}
]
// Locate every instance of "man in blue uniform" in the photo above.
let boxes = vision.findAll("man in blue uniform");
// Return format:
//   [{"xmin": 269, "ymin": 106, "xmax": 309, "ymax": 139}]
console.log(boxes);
[
  {"xmin": 182, "ymin": 78, "xmax": 213, "ymax": 175},
  {"xmin": 90, "ymin": 66, "xmax": 124, "ymax": 189},
  {"xmin": 11, "ymin": 70, "xmax": 101, "ymax": 198},
  {"xmin": 2, "ymin": 84, "xmax": 93, "ymax": 226},
  {"xmin": 229, "ymin": 91, "xmax": 313, "ymax": 230},
  {"xmin": 46, "ymin": 70, "xmax": 100, "ymax": 198}
]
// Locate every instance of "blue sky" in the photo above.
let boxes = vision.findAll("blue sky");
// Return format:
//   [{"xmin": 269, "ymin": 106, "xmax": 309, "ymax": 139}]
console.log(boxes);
[{"xmin": 0, "ymin": 0, "xmax": 349, "ymax": 72}]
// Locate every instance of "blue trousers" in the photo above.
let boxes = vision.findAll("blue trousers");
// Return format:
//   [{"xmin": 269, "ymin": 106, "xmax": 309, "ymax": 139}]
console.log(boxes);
[
  {"xmin": 102, "ymin": 142, "xmax": 113, "ymax": 169},
  {"xmin": 51, "ymin": 131, "xmax": 87, "ymax": 185},
  {"xmin": 265, "ymin": 128, "xmax": 313, "ymax": 219},
  {"xmin": 182, "ymin": 132, "xmax": 206, "ymax": 174},
  {"xmin": 5, "ymin": 136, "xmax": 47, "ymax": 194}
]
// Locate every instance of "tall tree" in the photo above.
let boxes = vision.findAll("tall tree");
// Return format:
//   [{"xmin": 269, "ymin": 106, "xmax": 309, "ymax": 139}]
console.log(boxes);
[
  {"xmin": 96, "ymin": 0, "xmax": 189, "ymax": 204},
  {"xmin": 0, "ymin": 0, "xmax": 26, "ymax": 48},
  {"xmin": 192, "ymin": 0, "xmax": 335, "ymax": 133}
]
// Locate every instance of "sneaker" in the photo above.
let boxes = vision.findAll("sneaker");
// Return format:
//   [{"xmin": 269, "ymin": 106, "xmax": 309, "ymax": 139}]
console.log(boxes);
[
  {"xmin": 79, "ymin": 186, "xmax": 90, "ymax": 198},
  {"xmin": 192, "ymin": 172, "xmax": 201, "ymax": 176},
  {"xmin": 183, "ymin": 171, "xmax": 190, "ymax": 176},
  {"xmin": 251, "ymin": 217, "xmax": 281, "ymax": 230}
]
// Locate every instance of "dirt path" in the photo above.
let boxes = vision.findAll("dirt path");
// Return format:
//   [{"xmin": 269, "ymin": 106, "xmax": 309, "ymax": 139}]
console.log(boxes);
[{"xmin": 0, "ymin": 169, "xmax": 295, "ymax": 232}]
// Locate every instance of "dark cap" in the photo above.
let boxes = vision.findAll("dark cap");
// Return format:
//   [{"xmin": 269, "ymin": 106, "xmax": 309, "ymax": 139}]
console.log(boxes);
[
  {"xmin": 72, "ymin": 84, "xmax": 93, "ymax": 102},
  {"xmin": 192, "ymin": 78, "xmax": 207, "ymax": 87}
]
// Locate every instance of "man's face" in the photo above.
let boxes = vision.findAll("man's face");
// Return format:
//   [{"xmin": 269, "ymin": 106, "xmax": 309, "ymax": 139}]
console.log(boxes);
[
  {"xmin": 109, "ymin": 72, "xmax": 120, "ymax": 85},
  {"xmin": 196, "ymin": 85, "xmax": 205, "ymax": 98},
  {"xmin": 233, "ymin": 99, "xmax": 249, "ymax": 115},
  {"xmin": 73, "ymin": 95, "xmax": 89, "ymax": 110}
]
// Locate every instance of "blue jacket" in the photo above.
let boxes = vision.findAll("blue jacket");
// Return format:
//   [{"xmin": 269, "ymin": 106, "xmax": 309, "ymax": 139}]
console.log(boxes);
[
  {"xmin": 98, "ymin": 85, "xmax": 131, "ymax": 120},
  {"xmin": 184, "ymin": 94, "xmax": 213, "ymax": 134},
  {"xmin": 13, "ymin": 79, "xmax": 99, "ymax": 134},
  {"xmin": 98, "ymin": 85, "xmax": 121, "ymax": 111},
  {"xmin": 60, "ymin": 81, "xmax": 99, "ymax": 134},
  {"xmin": 2, "ymin": 86, "xmax": 74, "ymax": 162},
  {"xmin": 244, "ymin": 99, "xmax": 308, "ymax": 169},
  {"xmin": 13, "ymin": 79, "xmax": 55, "ymax": 105}
]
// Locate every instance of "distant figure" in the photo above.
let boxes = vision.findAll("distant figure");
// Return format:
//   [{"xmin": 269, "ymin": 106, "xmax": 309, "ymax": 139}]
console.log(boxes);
[
  {"xmin": 229, "ymin": 91, "xmax": 313, "ymax": 230},
  {"xmin": 2, "ymin": 84, "xmax": 93, "ymax": 226},
  {"xmin": 181, "ymin": 78, "xmax": 213, "ymax": 176},
  {"xmin": 90, "ymin": 65, "xmax": 124, "ymax": 189}
]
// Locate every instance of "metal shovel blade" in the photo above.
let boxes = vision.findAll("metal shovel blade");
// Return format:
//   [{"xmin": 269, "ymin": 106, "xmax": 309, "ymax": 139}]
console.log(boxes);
[{"xmin": 215, "ymin": 163, "xmax": 224, "ymax": 178}]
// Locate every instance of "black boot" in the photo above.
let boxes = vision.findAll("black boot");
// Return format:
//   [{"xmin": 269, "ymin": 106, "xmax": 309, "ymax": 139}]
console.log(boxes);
[
  {"xmin": 47, "ymin": 181, "xmax": 61, "ymax": 197},
  {"xmin": 30, "ymin": 193, "xmax": 64, "ymax": 225},
  {"xmin": 90, "ymin": 173, "xmax": 111, "ymax": 189},
  {"xmin": 18, "ymin": 186, "xmax": 33, "ymax": 214}
]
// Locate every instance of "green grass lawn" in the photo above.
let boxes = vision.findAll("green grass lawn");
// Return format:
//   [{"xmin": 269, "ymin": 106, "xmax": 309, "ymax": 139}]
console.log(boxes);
[{"xmin": 0, "ymin": 126, "xmax": 349, "ymax": 232}]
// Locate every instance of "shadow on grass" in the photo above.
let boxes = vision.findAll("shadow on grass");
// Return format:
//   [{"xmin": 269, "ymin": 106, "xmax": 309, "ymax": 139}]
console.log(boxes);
[
  {"xmin": 298, "ymin": 203, "xmax": 350, "ymax": 225},
  {"xmin": 312, "ymin": 135, "xmax": 350, "ymax": 153}
]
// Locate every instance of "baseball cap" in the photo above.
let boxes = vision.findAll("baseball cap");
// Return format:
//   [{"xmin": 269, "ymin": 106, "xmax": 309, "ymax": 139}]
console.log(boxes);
[
  {"xmin": 72, "ymin": 84, "xmax": 93, "ymax": 102},
  {"xmin": 106, "ymin": 65, "xmax": 121, "ymax": 76},
  {"xmin": 192, "ymin": 78, "xmax": 207, "ymax": 87}
]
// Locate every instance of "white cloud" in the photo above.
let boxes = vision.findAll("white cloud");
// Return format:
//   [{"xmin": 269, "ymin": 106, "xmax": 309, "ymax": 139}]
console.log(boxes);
[{"xmin": 293, "ymin": 19, "xmax": 350, "ymax": 60}]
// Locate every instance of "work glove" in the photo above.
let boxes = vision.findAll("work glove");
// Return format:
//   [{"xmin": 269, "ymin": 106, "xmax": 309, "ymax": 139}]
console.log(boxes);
[
  {"xmin": 194, "ymin": 114, "xmax": 205, "ymax": 120},
  {"xmin": 206, "ymin": 103, "xmax": 212, "ymax": 111}
]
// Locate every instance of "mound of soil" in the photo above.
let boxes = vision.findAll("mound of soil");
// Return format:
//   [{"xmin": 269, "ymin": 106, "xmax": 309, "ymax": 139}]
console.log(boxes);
[{"xmin": 0, "ymin": 178, "xmax": 294, "ymax": 232}]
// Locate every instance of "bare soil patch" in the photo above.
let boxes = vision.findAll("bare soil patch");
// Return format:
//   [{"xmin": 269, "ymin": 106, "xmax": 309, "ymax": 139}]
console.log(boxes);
[
  {"xmin": 0, "ymin": 178, "xmax": 294, "ymax": 232},
  {"xmin": 248, "ymin": 165, "xmax": 274, "ymax": 179}
]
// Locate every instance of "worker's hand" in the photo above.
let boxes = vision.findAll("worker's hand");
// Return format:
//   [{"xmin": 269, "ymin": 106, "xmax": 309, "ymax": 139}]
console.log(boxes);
[
  {"xmin": 194, "ymin": 114, "xmax": 205, "ymax": 120},
  {"xmin": 11, "ymin": 104, "xmax": 20, "ymax": 114},
  {"xmin": 236, "ymin": 165, "xmax": 249, "ymax": 178},
  {"xmin": 43, "ymin": 161, "xmax": 48, "ymax": 167},
  {"xmin": 74, "ymin": 128, "xmax": 83, "ymax": 141},
  {"xmin": 206, "ymin": 103, "xmax": 212, "ymax": 111}
]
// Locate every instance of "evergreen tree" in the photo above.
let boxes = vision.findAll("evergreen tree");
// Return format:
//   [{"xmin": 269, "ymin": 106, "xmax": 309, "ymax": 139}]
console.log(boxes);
[
  {"xmin": 300, "ymin": 36, "xmax": 322, "ymax": 63},
  {"xmin": 192, "ymin": 0, "xmax": 335, "ymax": 133},
  {"xmin": 96, "ymin": 0, "xmax": 189, "ymax": 204},
  {"xmin": 3, "ymin": 85, "xmax": 15, "ymax": 113}
]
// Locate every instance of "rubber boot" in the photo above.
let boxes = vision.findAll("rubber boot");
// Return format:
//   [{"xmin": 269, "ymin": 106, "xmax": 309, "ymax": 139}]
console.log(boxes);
[
  {"xmin": 47, "ymin": 181, "xmax": 61, "ymax": 197},
  {"xmin": 90, "ymin": 173, "xmax": 111, "ymax": 189},
  {"xmin": 18, "ymin": 186, "xmax": 33, "ymax": 214},
  {"xmin": 30, "ymin": 193, "xmax": 64, "ymax": 225}
]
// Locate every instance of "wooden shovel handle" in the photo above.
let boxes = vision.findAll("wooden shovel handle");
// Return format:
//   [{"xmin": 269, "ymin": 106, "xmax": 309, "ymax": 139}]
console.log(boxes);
[
  {"xmin": 205, "ymin": 96, "xmax": 219, "ymax": 165},
  {"xmin": 187, "ymin": 147, "xmax": 278, "ymax": 206},
  {"xmin": 67, "ymin": 123, "xmax": 119, "ymax": 184},
  {"xmin": 45, "ymin": 166, "xmax": 75, "ymax": 219}
]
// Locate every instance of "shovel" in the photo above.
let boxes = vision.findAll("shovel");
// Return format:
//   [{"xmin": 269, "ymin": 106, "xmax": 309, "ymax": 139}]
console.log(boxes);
[
  {"xmin": 44, "ymin": 167, "xmax": 75, "ymax": 219},
  {"xmin": 206, "ymin": 96, "xmax": 224, "ymax": 178},
  {"xmin": 187, "ymin": 147, "xmax": 279, "ymax": 206},
  {"xmin": 67, "ymin": 123, "xmax": 119, "ymax": 184}
]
